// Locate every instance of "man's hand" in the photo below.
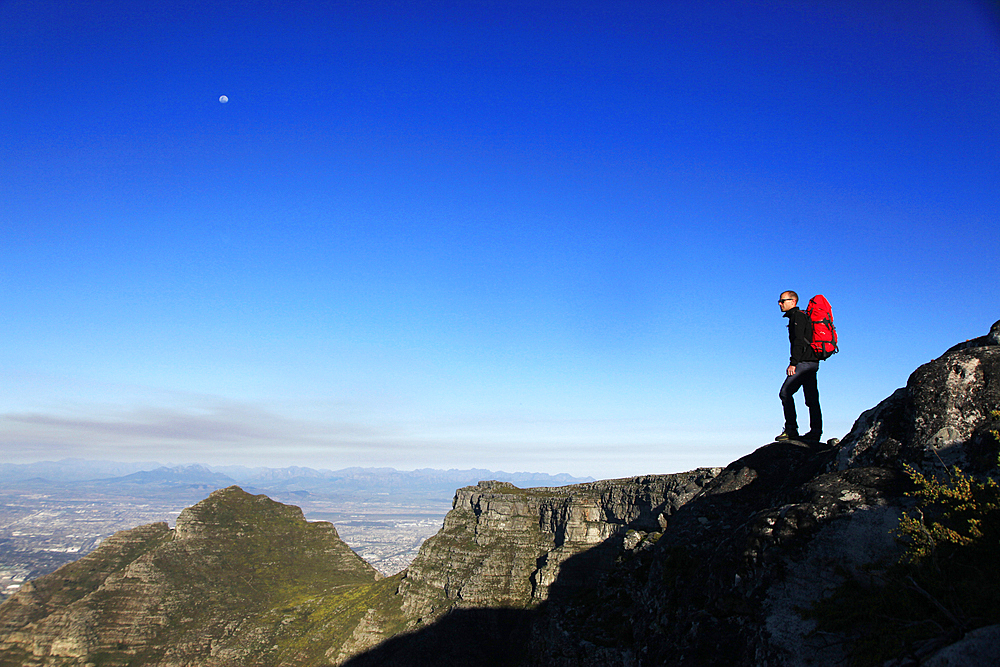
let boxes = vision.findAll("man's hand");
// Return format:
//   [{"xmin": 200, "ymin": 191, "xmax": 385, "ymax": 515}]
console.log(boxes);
[{"xmin": 786, "ymin": 365, "xmax": 796, "ymax": 376}]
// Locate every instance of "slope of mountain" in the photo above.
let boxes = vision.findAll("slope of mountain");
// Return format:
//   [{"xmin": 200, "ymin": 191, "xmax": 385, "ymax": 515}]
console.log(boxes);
[{"xmin": 0, "ymin": 488, "xmax": 390, "ymax": 667}]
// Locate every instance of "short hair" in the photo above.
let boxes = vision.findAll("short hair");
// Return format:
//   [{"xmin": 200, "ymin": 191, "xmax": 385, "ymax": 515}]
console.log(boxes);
[{"xmin": 782, "ymin": 290, "xmax": 799, "ymax": 302}]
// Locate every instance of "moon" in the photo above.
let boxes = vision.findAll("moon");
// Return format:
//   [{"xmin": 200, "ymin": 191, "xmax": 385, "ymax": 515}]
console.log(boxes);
[{"xmin": 219, "ymin": 95, "xmax": 229, "ymax": 103}]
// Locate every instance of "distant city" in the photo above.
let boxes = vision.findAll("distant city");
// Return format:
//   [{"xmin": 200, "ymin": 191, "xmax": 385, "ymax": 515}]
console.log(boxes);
[{"xmin": 0, "ymin": 459, "xmax": 593, "ymax": 599}]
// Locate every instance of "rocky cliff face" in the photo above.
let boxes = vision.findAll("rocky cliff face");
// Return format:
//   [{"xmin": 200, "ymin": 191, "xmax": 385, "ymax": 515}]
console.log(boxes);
[
  {"xmin": 396, "ymin": 471, "xmax": 718, "ymax": 617},
  {"xmin": 2, "ymin": 323, "xmax": 998, "ymax": 667},
  {"xmin": 330, "ymin": 471, "xmax": 721, "ymax": 665}
]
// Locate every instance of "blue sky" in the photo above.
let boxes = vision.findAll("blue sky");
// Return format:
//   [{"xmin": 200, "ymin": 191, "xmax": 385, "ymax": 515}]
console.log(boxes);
[{"xmin": 2, "ymin": 0, "xmax": 998, "ymax": 478}]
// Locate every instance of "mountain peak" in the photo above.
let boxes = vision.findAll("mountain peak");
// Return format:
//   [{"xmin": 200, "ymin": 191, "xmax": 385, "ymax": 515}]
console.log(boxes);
[{"xmin": 174, "ymin": 484, "xmax": 307, "ymax": 540}]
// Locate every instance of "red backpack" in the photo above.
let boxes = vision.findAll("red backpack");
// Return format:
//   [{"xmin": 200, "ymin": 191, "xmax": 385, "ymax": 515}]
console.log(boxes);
[{"xmin": 806, "ymin": 295, "xmax": 838, "ymax": 360}]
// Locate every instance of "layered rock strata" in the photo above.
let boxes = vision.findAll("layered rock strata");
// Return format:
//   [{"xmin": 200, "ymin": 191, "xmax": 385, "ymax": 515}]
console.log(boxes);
[{"xmin": 397, "ymin": 471, "xmax": 719, "ymax": 623}]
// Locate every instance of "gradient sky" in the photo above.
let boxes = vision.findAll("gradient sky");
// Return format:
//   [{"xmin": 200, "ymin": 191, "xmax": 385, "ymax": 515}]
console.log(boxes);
[{"xmin": 2, "ymin": 0, "xmax": 998, "ymax": 479}]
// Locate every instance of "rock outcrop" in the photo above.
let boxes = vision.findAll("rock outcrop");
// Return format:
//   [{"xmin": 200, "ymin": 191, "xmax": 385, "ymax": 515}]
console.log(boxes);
[
  {"xmin": 2, "ymin": 322, "xmax": 998, "ymax": 666},
  {"xmin": 837, "ymin": 339, "xmax": 1000, "ymax": 473}
]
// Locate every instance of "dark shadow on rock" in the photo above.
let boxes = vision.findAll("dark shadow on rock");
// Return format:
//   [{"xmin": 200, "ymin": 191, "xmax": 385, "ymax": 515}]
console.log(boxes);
[
  {"xmin": 339, "ymin": 541, "xmax": 628, "ymax": 666},
  {"xmin": 338, "ymin": 606, "xmax": 541, "ymax": 667},
  {"xmin": 338, "ymin": 500, "xmax": 661, "ymax": 666}
]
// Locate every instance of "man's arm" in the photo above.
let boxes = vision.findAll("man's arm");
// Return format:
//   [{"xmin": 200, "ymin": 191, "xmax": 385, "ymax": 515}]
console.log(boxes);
[{"xmin": 788, "ymin": 311, "xmax": 812, "ymax": 366}]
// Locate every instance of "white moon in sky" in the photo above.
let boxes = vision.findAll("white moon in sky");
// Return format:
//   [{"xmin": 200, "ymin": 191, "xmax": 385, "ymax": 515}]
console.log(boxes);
[{"xmin": 219, "ymin": 95, "xmax": 229, "ymax": 103}]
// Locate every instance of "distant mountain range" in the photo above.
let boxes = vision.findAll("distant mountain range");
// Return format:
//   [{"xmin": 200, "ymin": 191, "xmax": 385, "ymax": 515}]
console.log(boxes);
[
  {"xmin": 0, "ymin": 458, "xmax": 163, "ymax": 483},
  {"xmin": 0, "ymin": 460, "xmax": 594, "ymax": 501}
]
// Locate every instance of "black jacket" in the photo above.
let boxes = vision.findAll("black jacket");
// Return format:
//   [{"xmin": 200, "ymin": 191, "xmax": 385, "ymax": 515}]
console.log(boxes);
[{"xmin": 785, "ymin": 307, "xmax": 818, "ymax": 365}]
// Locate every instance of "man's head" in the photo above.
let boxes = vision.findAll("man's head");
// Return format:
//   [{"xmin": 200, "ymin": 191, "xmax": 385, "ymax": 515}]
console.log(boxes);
[{"xmin": 778, "ymin": 291, "xmax": 798, "ymax": 313}]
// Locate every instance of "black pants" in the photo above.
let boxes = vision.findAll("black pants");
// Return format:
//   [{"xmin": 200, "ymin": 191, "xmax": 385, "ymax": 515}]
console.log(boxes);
[{"xmin": 779, "ymin": 361, "xmax": 821, "ymax": 437}]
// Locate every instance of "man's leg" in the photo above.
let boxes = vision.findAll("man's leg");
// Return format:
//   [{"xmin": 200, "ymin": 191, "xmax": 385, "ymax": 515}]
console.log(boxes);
[
  {"xmin": 779, "ymin": 372, "xmax": 804, "ymax": 437},
  {"xmin": 801, "ymin": 362, "xmax": 822, "ymax": 439}
]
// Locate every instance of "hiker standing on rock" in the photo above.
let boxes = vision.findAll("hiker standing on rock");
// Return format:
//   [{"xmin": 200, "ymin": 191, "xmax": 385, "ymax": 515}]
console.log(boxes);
[{"xmin": 777, "ymin": 291, "xmax": 822, "ymax": 442}]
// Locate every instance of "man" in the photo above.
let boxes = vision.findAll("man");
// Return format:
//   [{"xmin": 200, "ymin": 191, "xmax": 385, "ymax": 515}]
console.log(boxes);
[{"xmin": 777, "ymin": 291, "xmax": 822, "ymax": 442}]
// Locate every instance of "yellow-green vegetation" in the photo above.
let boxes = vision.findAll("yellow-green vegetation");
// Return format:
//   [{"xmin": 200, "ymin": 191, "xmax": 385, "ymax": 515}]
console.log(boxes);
[
  {"xmin": 262, "ymin": 573, "xmax": 406, "ymax": 666},
  {"xmin": 895, "ymin": 461, "xmax": 1000, "ymax": 562},
  {"xmin": 806, "ymin": 416, "xmax": 1000, "ymax": 666}
]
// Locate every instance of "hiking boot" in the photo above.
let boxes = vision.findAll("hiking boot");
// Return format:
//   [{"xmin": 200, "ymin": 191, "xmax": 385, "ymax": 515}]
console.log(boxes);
[
  {"xmin": 775, "ymin": 431, "xmax": 798, "ymax": 441},
  {"xmin": 802, "ymin": 432, "xmax": 822, "ymax": 442}
]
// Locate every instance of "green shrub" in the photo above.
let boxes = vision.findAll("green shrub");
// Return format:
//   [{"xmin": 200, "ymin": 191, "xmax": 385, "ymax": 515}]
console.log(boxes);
[{"xmin": 895, "ymin": 460, "xmax": 1000, "ymax": 562}]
